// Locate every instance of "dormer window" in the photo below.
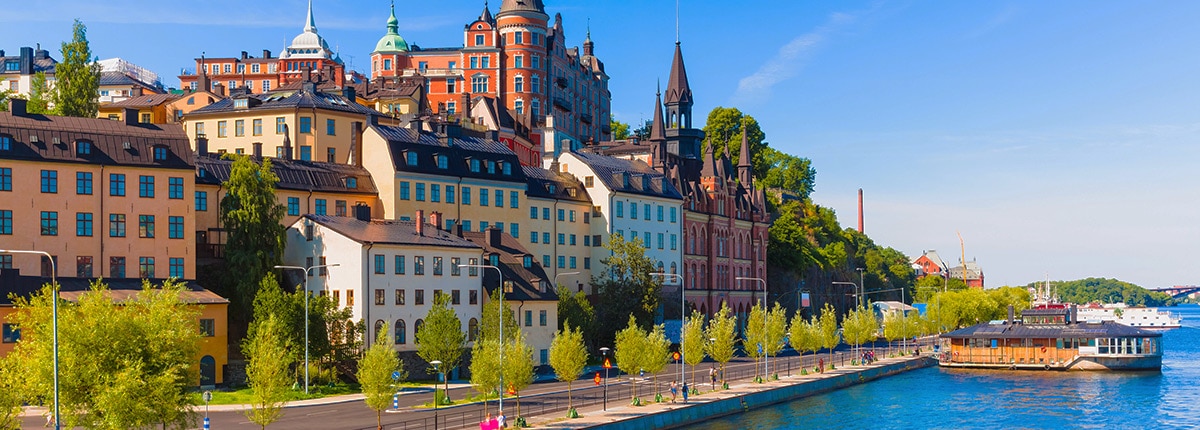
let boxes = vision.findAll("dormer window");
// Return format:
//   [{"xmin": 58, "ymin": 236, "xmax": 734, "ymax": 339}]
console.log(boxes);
[
  {"xmin": 523, "ymin": 255, "xmax": 532, "ymax": 268},
  {"xmin": 0, "ymin": 135, "xmax": 11, "ymax": 151},
  {"xmin": 489, "ymin": 254, "xmax": 499, "ymax": 266},
  {"xmin": 487, "ymin": 161, "xmax": 495, "ymax": 174},
  {"xmin": 567, "ymin": 188, "xmax": 577, "ymax": 197},
  {"xmin": 75, "ymin": 140, "xmax": 92, "ymax": 156},
  {"xmin": 470, "ymin": 159, "xmax": 480, "ymax": 173},
  {"xmin": 406, "ymin": 151, "xmax": 418, "ymax": 166},
  {"xmin": 153, "ymin": 146, "xmax": 169, "ymax": 161},
  {"xmin": 502, "ymin": 162, "xmax": 512, "ymax": 175},
  {"xmin": 345, "ymin": 177, "xmax": 357, "ymax": 189},
  {"xmin": 547, "ymin": 184, "xmax": 556, "ymax": 194},
  {"xmin": 622, "ymin": 173, "xmax": 631, "ymax": 188},
  {"xmin": 233, "ymin": 98, "xmax": 249, "ymax": 109},
  {"xmin": 436, "ymin": 155, "xmax": 448, "ymax": 169}
]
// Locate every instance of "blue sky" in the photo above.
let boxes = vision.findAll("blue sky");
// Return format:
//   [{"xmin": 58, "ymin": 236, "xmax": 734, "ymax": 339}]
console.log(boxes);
[{"xmin": 4, "ymin": 1, "xmax": 1198, "ymax": 289}]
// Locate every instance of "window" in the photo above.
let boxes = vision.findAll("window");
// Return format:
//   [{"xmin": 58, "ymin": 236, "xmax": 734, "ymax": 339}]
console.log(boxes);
[
  {"xmin": 515, "ymin": 76, "xmax": 524, "ymax": 92},
  {"xmin": 198, "ymin": 319, "xmax": 216, "ymax": 337},
  {"xmin": 170, "ymin": 257, "xmax": 184, "ymax": 278},
  {"xmin": 0, "ymin": 168, "xmax": 10, "ymax": 191},
  {"xmin": 375, "ymin": 289, "xmax": 385, "ymax": 305},
  {"xmin": 658, "ymin": 233, "xmax": 664, "ymax": 249},
  {"xmin": 543, "ymin": 232, "xmax": 550, "ymax": 244},
  {"xmin": 585, "ymin": 176, "xmax": 594, "ymax": 187},
  {"xmin": 570, "ymin": 234, "xmax": 577, "ymax": 245},
  {"xmin": 139, "ymin": 257, "xmax": 155, "ymax": 278},
  {"xmin": 462, "ymin": 220, "xmax": 471, "ymax": 231},
  {"xmin": 110, "ymin": 257, "xmax": 126, "ymax": 278},
  {"xmin": 584, "ymin": 235, "xmax": 591, "ymax": 247},
  {"xmin": 557, "ymin": 255, "xmax": 565, "ymax": 269},
  {"xmin": 543, "ymin": 207, "xmax": 550, "ymax": 220},
  {"xmin": 347, "ymin": 290, "xmax": 354, "ymax": 306},
  {"xmin": 530, "ymin": 231, "xmax": 538, "ymax": 243},
  {"xmin": 75, "ymin": 212, "xmax": 93, "ymax": 236},
  {"xmin": 615, "ymin": 201, "xmax": 623, "ymax": 217},
  {"xmin": 543, "ymin": 255, "xmax": 551, "ymax": 268},
  {"xmin": 468, "ymin": 258, "xmax": 479, "ymax": 276},
  {"xmin": 40, "ymin": 211, "xmax": 58, "ymax": 236},
  {"xmin": 495, "ymin": 190, "xmax": 503, "ymax": 207},
  {"xmin": 138, "ymin": 215, "xmax": 155, "ymax": 238},
  {"xmin": 539, "ymin": 310, "xmax": 547, "ymax": 326},
  {"xmin": 469, "ymin": 159, "xmax": 480, "ymax": 173},
  {"xmin": 541, "ymin": 349, "xmax": 549, "ymax": 366},
  {"xmin": 525, "ymin": 310, "xmax": 533, "ymax": 326},
  {"xmin": 470, "ymin": 57, "xmax": 478, "ymax": 69},
  {"xmin": 109, "ymin": 214, "xmax": 126, "ymax": 237},
  {"xmin": 276, "ymin": 117, "xmax": 287, "ymax": 134},
  {"xmin": 510, "ymin": 223, "xmax": 519, "ymax": 238},
  {"xmin": 558, "ymin": 233, "xmax": 565, "ymax": 245},
  {"xmin": 584, "ymin": 257, "xmax": 591, "ymax": 270},
  {"xmin": 110, "ymin": 173, "xmax": 125, "ymax": 196},
  {"xmin": 252, "ymin": 119, "xmax": 263, "ymax": 136},
  {"xmin": 670, "ymin": 207, "xmax": 677, "ymax": 223},
  {"xmin": 430, "ymin": 184, "xmax": 441, "ymax": 203},
  {"xmin": 315, "ymin": 199, "xmax": 327, "ymax": 215},
  {"xmin": 510, "ymin": 191, "xmax": 519, "ymax": 208},
  {"xmin": 658, "ymin": 205, "xmax": 664, "ymax": 221},
  {"xmin": 216, "ymin": 120, "xmax": 228, "ymax": 138},
  {"xmin": 75, "ymin": 256, "xmax": 93, "ymax": 277},
  {"xmin": 530, "ymin": 207, "xmax": 538, "ymax": 219},
  {"xmin": 335, "ymin": 200, "xmax": 347, "ymax": 217},
  {"xmin": 300, "ymin": 146, "xmax": 312, "ymax": 161},
  {"xmin": 395, "ymin": 289, "xmax": 405, "ymax": 305},
  {"xmin": 394, "ymin": 320, "xmax": 406, "ymax": 344},
  {"xmin": 395, "ymin": 255, "xmax": 405, "ymax": 274},
  {"xmin": 415, "ymin": 289, "xmax": 425, "ymax": 305},
  {"xmin": 645, "ymin": 204, "xmax": 651, "ymax": 220},
  {"xmin": 287, "ymin": 197, "xmax": 300, "ymax": 216},
  {"xmin": 451, "ymin": 257, "xmax": 461, "ymax": 276},
  {"xmin": 570, "ymin": 256, "xmax": 577, "ymax": 269},
  {"xmin": 671, "ymin": 234, "xmax": 677, "ymax": 250},
  {"xmin": 326, "ymin": 119, "xmax": 336, "ymax": 135},
  {"xmin": 399, "ymin": 182, "xmax": 411, "ymax": 200},
  {"xmin": 414, "ymin": 256, "xmax": 425, "ymax": 275},
  {"xmin": 570, "ymin": 210, "xmax": 576, "ymax": 222},
  {"xmin": 3, "ymin": 323, "xmax": 20, "ymax": 343},
  {"xmin": 446, "ymin": 186, "xmax": 456, "ymax": 203},
  {"xmin": 416, "ymin": 183, "xmax": 425, "ymax": 201},
  {"xmin": 631, "ymin": 203, "xmax": 638, "ymax": 219},
  {"xmin": 433, "ymin": 256, "xmax": 444, "ymax": 276},
  {"xmin": 472, "ymin": 75, "xmax": 489, "ymax": 93},
  {"xmin": 475, "ymin": 34, "xmax": 485, "ymax": 46},
  {"xmin": 373, "ymin": 255, "xmax": 385, "ymax": 274},
  {"xmin": 644, "ymin": 232, "xmax": 651, "ymax": 248},
  {"xmin": 446, "ymin": 78, "xmax": 456, "ymax": 94},
  {"xmin": 299, "ymin": 117, "xmax": 312, "ymax": 133},
  {"xmin": 480, "ymin": 188, "xmax": 489, "ymax": 206},
  {"xmin": 235, "ymin": 119, "xmax": 245, "ymax": 137},
  {"xmin": 41, "ymin": 170, "xmax": 58, "ymax": 193},
  {"xmin": 451, "ymin": 289, "xmax": 461, "ymax": 305},
  {"xmin": 169, "ymin": 177, "xmax": 184, "ymax": 199},
  {"xmin": 0, "ymin": 210, "xmax": 10, "ymax": 235},
  {"xmin": 138, "ymin": 175, "xmax": 155, "ymax": 198}
]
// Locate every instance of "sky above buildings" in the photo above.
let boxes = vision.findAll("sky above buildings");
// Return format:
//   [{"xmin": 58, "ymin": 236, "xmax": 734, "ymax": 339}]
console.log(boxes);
[{"xmin": 3, "ymin": 0, "xmax": 1198, "ymax": 289}]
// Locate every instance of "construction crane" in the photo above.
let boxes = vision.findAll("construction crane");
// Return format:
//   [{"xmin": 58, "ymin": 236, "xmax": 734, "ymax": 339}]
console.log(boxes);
[{"xmin": 957, "ymin": 231, "xmax": 968, "ymax": 284}]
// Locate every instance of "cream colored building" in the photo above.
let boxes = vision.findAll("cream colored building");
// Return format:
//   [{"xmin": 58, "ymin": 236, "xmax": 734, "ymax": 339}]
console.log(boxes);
[{"xmin": 521, "ymin": 165, "xmax": 594, "ymax": 293}]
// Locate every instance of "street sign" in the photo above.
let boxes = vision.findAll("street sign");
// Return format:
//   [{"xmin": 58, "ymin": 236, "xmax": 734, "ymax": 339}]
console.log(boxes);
[
  {"xmin": 202, "ymin": 390, "xmax": 212, "ymax": 403},
  {"xmin": 672, "ymin": 351, "xmax": 681, "ymax": 361},
  {"xmin": 392, "ymin": 371, "xmax": 402, "ymax": 381},
  {"xmin": 603, "ymin": 358, "xmax": 612, "ymax": 369},
  {"xmin": 757, "ymin": 343, "xmax": 763, "ymax": 354},
  {"xmin": 594, "ymin": 372, "xmax": 602, "ymax": 385}
]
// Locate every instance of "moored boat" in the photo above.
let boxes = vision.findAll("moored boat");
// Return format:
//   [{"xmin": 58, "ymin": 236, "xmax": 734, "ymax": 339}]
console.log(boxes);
[{"xmin": 1076, "ymin": 303, "xmax": 1182, "ymax": 329}]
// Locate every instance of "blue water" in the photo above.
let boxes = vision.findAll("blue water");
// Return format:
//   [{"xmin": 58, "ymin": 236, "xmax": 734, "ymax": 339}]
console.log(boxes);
[{"xmin": 686, "ymin": 304, "xmax": 1200, "ymax": 429}]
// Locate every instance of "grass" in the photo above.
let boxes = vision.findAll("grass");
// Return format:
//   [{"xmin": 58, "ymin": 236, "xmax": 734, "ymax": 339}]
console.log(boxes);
[{"xmin": 198, "ymin": 383, "xmax": 361, "ymax": 405}]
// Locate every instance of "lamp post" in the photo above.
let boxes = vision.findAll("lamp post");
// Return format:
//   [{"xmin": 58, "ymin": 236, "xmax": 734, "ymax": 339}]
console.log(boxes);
[
  {"xmin": 649, "ymin": 272, "xmax": 684, "ymax": 386},
  {"xmin": 273, "ymin": 263, "xmax": 339, "ymax": 394},
  {"xmin": 460, "ymin": 263, "xmax": 504, "ymax": 416},
  {"xmin": 1, "ymin": 249, "xmax": 58, "ymax": 429},
  {"xmin": 736, "ymin": 277, "xmax": 768, "ymax": 381},
  {"xmin": 856, "ymin": 268, "xmax": 865, "ymax": 308},
  {"xmin": 430, "ymin": 360, "xmax": 443, "ymax": 429},
  {"xmin": 599, "ymin": 347, "xmax": 611, "ymax": 411},
  {"xmin": 553, "ymin": 271, "xmax": 579, "ymax": 292}
]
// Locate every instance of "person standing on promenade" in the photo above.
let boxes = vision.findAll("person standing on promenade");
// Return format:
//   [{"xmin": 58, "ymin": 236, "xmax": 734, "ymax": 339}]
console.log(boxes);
[
  {"xmin": 682, "ymin": 382, "xmax": 689, "ymax": 403},
  {"xmin": 710, "ymin": 366, "xmax": 717, "ymax": 389},
  {"xmin": 670, "ymin": 381, "xmax": 679, "ymax": 403}
]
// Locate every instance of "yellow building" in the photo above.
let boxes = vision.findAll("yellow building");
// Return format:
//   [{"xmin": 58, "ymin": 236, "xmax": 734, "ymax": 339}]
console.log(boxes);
[
  {"xmin": 192, "ymin": 145, "xmax": 381, "ymax": 260},
  {"xmin": 98, "ymin": 90, "xmax": 223, "ymax": 124},
  {"xmin": 0, "ymin": 274, "xmax": 229, "ymax": 386},
  {"xmin": 182, "ymin": 82, "xmax": 390, "ymax": 164},
  {"xmin": 0, "ymin": 99, "xmax": 196, "ymax": 280},
  {"xmin": 521, "ymin": 165, "xmax": 594, "ymax": 293}
]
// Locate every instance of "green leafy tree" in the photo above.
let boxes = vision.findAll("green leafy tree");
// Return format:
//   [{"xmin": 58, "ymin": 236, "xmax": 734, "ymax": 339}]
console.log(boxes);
[
  {"xmin": 842, "ymin": 305, "xmax": 878, "ymax": 360},
  {"xmin": 882, "ymin": 310, "xmax": 905, "ymax": 354},
  {"xmin": 593, "ymin": 234, "xmax": 661, "ymax": 348},
  {"xmin": 0, "ymin": 89, "xmax": 12, "ymax": 112},
  {"xmin": 764, "ymin": 303, "xmax": 789, "ymax": 376},
  {"xmin": 323, "ymin": 301, "xmax": 363, "ymax": 378},
  {"xmin": 480, "ymin": 288, "xmax": 519, "ymax": 343},
  {"xmin": 641, "ymin": 324, "xmax": 671, "ymax": 400},
  {"xmin": 681, "ymin": 310, "xmax": 707, "ymax": 387},
  {"xmin": 701, "ymin": 106, "xmax": 769, "ymax": 181},
  {"xmin": 704, "ymin": 303, "xmax": 737, "ymax": 387},
  {"xmin": 744, "ymin": 302, "xmax": 767, "ymax": 380},
  {"xmin": 358, "ymin": 322, "xmax": 402, "ymax": 430},
  {"xmin": 549, "ymin": 324, "xmax": 588, "ymax": 415},
  {"xmin": 758, "ymin": 147, "xmax": 816, "ymax": 200},
  {"xmin": 468, "ymin": 339, "xmax": 501, "ymax": 415},
  {"xmin": 53, "ymin": 19, "xmax": 100, "ymax": 117},
  {"xmin": 7, "ymin": 279, "xmax": 201, "ymax": 429},
  {"xmin": 221, "ymin": 155, "xmax": 286, "ymax": 332},
  {"xmin": 817, "ymin": 303, "xmax": 841, "ymax": 365},
  {"xmin": 788, "ymin": 316, "xmax": 822, "ymax": 360},
  {"xmin": 613, "ymin": 316, "xmax": 648, "ymax": 403},
  {"xmin": 416, "ymin": 292, "xmax": 465, "ymax": 399},
  {"xmin": 904, "ymin": 311, "xmax": 927, "ymax": 343},
  {"xmin": 0, "ymin": 355, "xmax": 21, "ymax": 430},
  {"xmin": 1039, "ymin": 278, "xmax": 1172, "ymax": 306},
  {"xmin": 244, "ymin": 314, "xmax": 291, "ymax": 429},
  {"xmin": 556, "ymin": 285, "xmax": 595, "ymax": 349},
  {"xmin": 27, "ymin": 71, "xmax": 52, "ymax": 114},
  {"xmin": 610, "ymin": 118, "xmax": 631, "ymax": 140},
  {"xmin": 503, "ymin": 329, "xmax": 536, "ymax": 424}
]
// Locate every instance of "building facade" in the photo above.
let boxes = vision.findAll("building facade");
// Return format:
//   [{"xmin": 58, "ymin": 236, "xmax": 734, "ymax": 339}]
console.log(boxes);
[
  {"xmin": 521, "ymin": 165, "xmax": 593, "ymax": 292},
  {"xmin": 0, "ymin": 46, "xmax": 56, "ymax": 98}
]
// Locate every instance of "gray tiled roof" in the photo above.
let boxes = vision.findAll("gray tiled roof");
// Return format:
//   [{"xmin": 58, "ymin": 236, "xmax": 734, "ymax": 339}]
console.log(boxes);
[
  {"xmin": 461, "ymin": 229, "xmax": 557, "ymax": 302},
  {"xmin": 0, "ymin": 111, "xmax": 192, "ymax": 169},
  {"xmin": 571, "ymin": 151, "xmax": 682, "ymax": 199},
  {"xmin": 0, "ymin": 270, "xmax": 226, "ymax": 306},
  {"xmin": 941, "ymin": 320, "xmax": 1162, "ymax": 340},
  {"xmin": 190, "ymin": 87, "xmax": 378, "ymax": 117},
  {"xmin": 304, "ymin": 214, "xmax": 481, "ymax": 249},
  {"xmin": 522, "ymin": 165, "xmax": 591, "ymax": 203},
  {"xmin": 371, "ymin": 124, "xmax": 526, "ymax": 184},
  {"xmin": 194, "ymin": 154, "xmax": 378, "ymax": 195}
]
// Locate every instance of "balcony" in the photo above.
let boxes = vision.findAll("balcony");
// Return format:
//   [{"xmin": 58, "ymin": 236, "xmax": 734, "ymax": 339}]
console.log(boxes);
[
  {"xmin": 553, "ymin": 96, "xmax": 572, "ymax": 112},
  {"xmin": 556, "ymin": 77, "xmax": 568, "ymax": 88},
  {"xmin": 580, "ymin": 112, "xmax": 593, "ymax": 124}
]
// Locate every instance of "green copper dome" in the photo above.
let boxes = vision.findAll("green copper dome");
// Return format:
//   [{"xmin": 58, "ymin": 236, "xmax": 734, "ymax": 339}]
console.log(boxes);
[{"xmin": 373, "ymin": 4, "xmax": 409, "ymax": 53}]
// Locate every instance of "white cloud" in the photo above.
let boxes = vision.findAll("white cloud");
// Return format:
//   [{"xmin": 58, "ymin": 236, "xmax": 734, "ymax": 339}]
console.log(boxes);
[{"xmin": 732, "ymin": 11, "xmax": 860, "ymax": 105}]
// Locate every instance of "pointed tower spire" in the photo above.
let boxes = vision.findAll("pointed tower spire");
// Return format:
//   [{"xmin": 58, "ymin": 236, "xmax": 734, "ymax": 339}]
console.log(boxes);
[
  {"xmin": 480, "ymin": 0, "xmax": 494, "ymax": 23},
  {"xmin": 583, "ymin": 18, "xmax": 594, "ymax": 56},
  {"xmin": 304, "ymin": 0, "xmax": 317, "ymax": 33},
  {"xmin": 664, "ymin": 42, "xmax": 693, "ymax": 129},
  {"xmin": 738, "ymin": 124, "xmax": 753, "ymax": 187},
  {"xmin": 701, "ymin": 137, "xmax": 717, "ymax": 177},
  {"xmin": 650, "ymin": 82, "xmax": 666, "ymax": 142}
]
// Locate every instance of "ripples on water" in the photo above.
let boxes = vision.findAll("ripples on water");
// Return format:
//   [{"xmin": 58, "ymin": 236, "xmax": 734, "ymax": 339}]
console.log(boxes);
[{"xmin": 689, "ymin": 305, "xmax": 1200, "ymax": 430}]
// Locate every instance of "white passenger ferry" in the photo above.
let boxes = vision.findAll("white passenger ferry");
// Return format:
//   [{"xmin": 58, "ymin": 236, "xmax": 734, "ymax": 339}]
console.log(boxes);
[{"xmin": 1076, "ymin": 303, "xmax": 1181, "ymax": 330}]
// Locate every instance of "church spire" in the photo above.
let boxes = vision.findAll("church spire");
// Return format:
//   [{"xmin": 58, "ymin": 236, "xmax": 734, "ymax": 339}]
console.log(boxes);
[
  {"xmin": 738, "ymin": 124, "xmax": 753, "ymax": 187},
  {"xmin": 650, "ymin": 82, "xmax": 666, "ymax": 142},
  {"xmin": 304, "ymin": 0, "xmax": 317, "ymax": 33},
  {"xmin": 664, "ymin": 42, "xmax": 693, "ymax": 129}
]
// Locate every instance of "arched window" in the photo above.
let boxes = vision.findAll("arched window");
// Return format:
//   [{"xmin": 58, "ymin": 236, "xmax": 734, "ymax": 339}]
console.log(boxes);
[
  {"xmin": 414, "ymin": 319, "xmax": 424, "ymax": 344},
  {"xmin": 374, "ymin": 320, "xmax": 385, "ymax": 343},
  {"xmin": 515, "ymin": 99, "xmax": 524, "ymax": 115},
  {"xmin": 469, "ymin": 318, "xmax": 479, "ymax": 342},
  {"xmin": 395, "ymin": 319, "xmax": 406, "ymax": 344},
  {"xmin": 514, "ymin": 75, "xmax": 524, "ymax": 93},
  {"xmin": 670, "ymin": 262, "xmax": 677, "ymax": 275}
]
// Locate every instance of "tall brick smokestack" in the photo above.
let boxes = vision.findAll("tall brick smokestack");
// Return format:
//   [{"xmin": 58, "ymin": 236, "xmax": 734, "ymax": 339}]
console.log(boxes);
[{"xmin": 858, "ymin": 188, "xmax": 864, "ymax": 233}]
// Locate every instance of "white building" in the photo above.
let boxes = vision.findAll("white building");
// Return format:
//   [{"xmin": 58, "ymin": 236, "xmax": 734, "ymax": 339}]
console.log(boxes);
[{"xmin": 283, "ymin": 212, "xmax": 484, "ymax": 360}]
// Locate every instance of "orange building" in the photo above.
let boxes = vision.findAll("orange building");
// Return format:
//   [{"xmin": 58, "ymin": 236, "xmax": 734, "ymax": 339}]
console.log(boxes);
[{"xmin": 98, "ymin": 89, "xmax": 224, "ymax": 125}]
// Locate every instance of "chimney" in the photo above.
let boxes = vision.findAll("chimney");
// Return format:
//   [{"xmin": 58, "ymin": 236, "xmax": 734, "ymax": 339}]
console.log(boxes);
[
  {"xmin": 455, "ymin": 222, "xmax": 464, "ymax": 237},
  {"xmin": 342, "ymin": 85, "xmax": 356, "ymax": 101},
  {"xmin": 486, "ymin": 227, "xmax": 502, "ymax": 248},
  {"xmin": 1070, "ymin": 304, "xmax": 1078, "ymax": 324},
  {"xmin": 213, "ymin": 82, "xmax": 226, "ymax": 97},
  {"xmin": 281, "ymin": 124, "xmax": 293, "ymax": 160},
  {"xmin": 263, "ymin": 49, "xmax": 272, "ymax": 59},
  {"xmin": 124, "ymin": 108, "xmax": 139, "ymax": 126},
  {"xmin": 350, "ymin": 121, "xmax": 363, "ymax": 167},
  {"xmin": 414, "ymin": 210, "xmax": 425, "ymax": 236},
  {"xmin": 196, "ymin": 135, "xmax": 209, "ymax": 156},
  {"xmin": 19, "ymin": 47, "xmax": 32, "ymax": 75},
  {"xmin": 8, "ymin": 98, "xmax": 27, "ymax": 116},
  {"xmin": 857, "ymin": 188, "xmax": 864, "ymax": 233},
  {"xmin": 241, "ymin": 51, "xmax": 248, "ymax": 60},
  {"xmin": 461, "ymin": 92, "xmax": 471, "ymax": 117},
  {"xmin": 354, "ymin": 204, "xmax": 371, "ymax": 221},
  {"xmin": 430, "ymin": 211, "xmax": 443, "ymax": 231},
  {"xmin": 131, "ymin": 87, "xmax": 144, "ymax": 97},
  {"xmin": 1007, "ymin": 305, "xmax": 1015, "ymax": 325},
  {"xmin": 0, "ymin": 50, "xmax": 5, "ymax": 57}
]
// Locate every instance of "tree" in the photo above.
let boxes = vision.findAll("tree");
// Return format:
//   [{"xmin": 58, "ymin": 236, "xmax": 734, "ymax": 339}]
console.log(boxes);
[
  {"xmin": 704, "ymin": 303, "xmax": 737, "ymax": 387},
  {"xmin": 882, "ymin": 310, "xmax": 904, "ymax": 355},
  {"xmin": 53, "ymin": 19, "xmax": 100, "ymax": 117},
  {"xmin": 549, "ymin": 324, "xmax": 588, "ymax": 416},
  {"xmin": 701, "ymin": 107, "xmax": 769, "ymax": 180},
  {"xmin": 613, "ymin": 316, "xmax": 647, "ymax": 404},
  {"xmin": 480, "ymin": 288, "xmax": 519, "ymax": 343},
  {"xmin": 221, "ymin": 155, "xmax": 286, "ymax": 331},
  {"xmin": 842, "ymin": 305, "xmax": 878, "ymax": 361},
  {"xmin": 323, "ymin": 301, "xmax": 363, "ymax": 378},
  {"xmin": 744, "ymin": 302, "xmax": 767, "ymax": 381},
  {"xmin": 788, "ymin": 316, "xmax": 822, "ymax": 361},
  {"xmin": 817, "ymin": 303, "xmax": 841, "ymax": 365},
  {"xmin": 358, "ymin": 322, "xmax": 402, "ymax": 430},
  {"xmin": 468, "ymin": 339, "xmax": 501, "ymax": 415},
  {"xmin": 641, "ymin": 324, "xmax": 671, "ymax": 401},
  {"xmin": 0, "ymin": 355, "xmax": 21, "ymax": 430},
  {"xmin": 416, "ymin": 292, "xmax": 465, "ymax": 401},
  {"xmin": 7, "ymin": 279, "xmax": 201, "ymax": 429},
  {"xmin": 758, "ymin": 147, "xmax": 816, "ymax": 200},
  {"xmin": 764, "ymin": 303, "xmax": 789, "ymax": 377},
  {"xmin": 556, "ymin": 285, "xmax": 595, "ymax": 349},
  {"xmin": 592, "ymin": 234, "xmax": 661, "ymax": 348},
  {"xmin": 27, "ymin": 71, "xmax": 52, "ymax": 114},
  {"xmin": 0, "ymin": 89, "xmax": 12, "ymax": 112},
  {"xmin": 244, "ymin": 314, "xmax": 291, "ymax": 429},
  {"xmin": 681, "ymin": 310, "xmax": 707, "ymax": 387},
  {"xmin": 503, "ymin": 329, "xmax": 535, "ymax": 424},
  {"xmin": 610, "ymin": 118, "xmax": 631, "ymax": 140}
]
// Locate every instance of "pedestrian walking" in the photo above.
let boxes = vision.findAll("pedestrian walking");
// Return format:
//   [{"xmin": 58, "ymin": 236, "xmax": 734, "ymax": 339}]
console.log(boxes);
[
  {"xmin": 709, "ymin": 366, "xmax": 717, "ymax": 389},
  {"xmin": 819, "ymin": 357, "xmax": 825, "ymax": 373},
  {"xmin": 497, "ymin": 413, "xmax": 506, "ymax": 429},
  {"xmin": 682, "ymin": 382, "xmax": 690, "ymax": 403},
  {"xmin": 670, "ymin": 380, "xmax": 678, "ymax": 403}
]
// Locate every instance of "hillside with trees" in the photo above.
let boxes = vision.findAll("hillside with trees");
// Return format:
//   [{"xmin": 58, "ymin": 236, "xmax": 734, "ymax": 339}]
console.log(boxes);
[{"xmin": 1023, "ymin": 278, "xmax": 1174, "ymax": 307}]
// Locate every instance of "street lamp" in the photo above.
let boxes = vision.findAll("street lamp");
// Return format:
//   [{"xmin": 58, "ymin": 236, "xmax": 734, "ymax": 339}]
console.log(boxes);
[
  {"xmin": 736, "ymin": 277, "xmax": 768, "ymax": 381},
  {"xmin": 1, "ymin": 249, "xmax": 59, "ymax": 429},
  {"xmin": 649, "ymin": 272, "xmax": 684, "ymax": 386},
  {"xmin": 599, "ymin": 347, "xmax": 611, "ymax": 411},
  {"xmin": 553, "ymin": 271, "xmax": 579, "ymax": 292},
  {"xmin": 274, "ymin": 263, "xmax": 339, "ymax": 394},
  {"xmin": 430, "ymin": 360, "xmax": 443, "ymax": 429},
  {"xmin": 460, "ymin": 263, "xmax": 504, "ymax": 416},
  {"xmin": 856, "ymin": 268, "xmax": 865, "ymax": 308}
]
